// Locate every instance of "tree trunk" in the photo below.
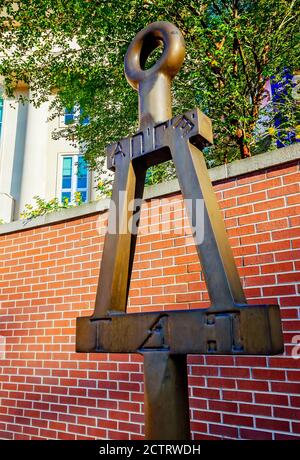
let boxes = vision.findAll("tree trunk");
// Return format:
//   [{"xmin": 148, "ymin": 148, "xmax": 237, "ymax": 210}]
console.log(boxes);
[{"xmin": 236, "ymin": 128, "xmax": 251, "ymax": 158}]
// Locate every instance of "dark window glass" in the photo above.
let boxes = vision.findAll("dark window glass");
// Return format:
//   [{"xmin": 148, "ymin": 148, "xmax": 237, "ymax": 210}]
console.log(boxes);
[
  {"xmin": 64, "ymin": 107, "xmax": 74, "ymax": 125},
  {"xmin": 77, "ymin": 156, "xmax": 87, "ymax": 189},
  {"xmin": 61, "ymin": 191, "xmax": 71, "ymax": 203},
  {"xmin": 62, "ymin": 157, "xmax": 72, "ymax": 189},
  {"xmin": 80, "ymin": 191, "xmax": 87, "ymax": 202},
  {"xmin": 80, "ymin": 108, "xmax": 90, "ymax": 126}
]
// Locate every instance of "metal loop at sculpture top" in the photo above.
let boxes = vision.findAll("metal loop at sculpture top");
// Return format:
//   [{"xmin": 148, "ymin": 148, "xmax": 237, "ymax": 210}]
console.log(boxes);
[
  {"xmin": 124, "ymin": 21, "xmax": 185, "ymax": 87},
  {"xmin": 125, "ymin": 21, "xmax": 185, "ymax": 128}
]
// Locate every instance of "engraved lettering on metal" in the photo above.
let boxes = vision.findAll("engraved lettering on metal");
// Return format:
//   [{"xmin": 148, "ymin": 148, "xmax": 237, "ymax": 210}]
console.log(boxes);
[
  {"xmin": 110, "ymin": 141, "xmax": 126, "ymax": 167},
  {"xmin": 76, "ymin": 21, "xmax": 283, "ymax": 440}
]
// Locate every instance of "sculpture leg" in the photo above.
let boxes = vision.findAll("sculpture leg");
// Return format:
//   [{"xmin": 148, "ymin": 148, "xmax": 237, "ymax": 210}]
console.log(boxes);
[
  {"xmin": 143, "ymin": 352, "xmax": 190, "ymax": 440},
  {"xmin": 170, "ymin": 136, "xmax": 246, "ymax": 311},
  {"xmin": 92, "ymin": 140, "xmax": 146, "ymax": 318}
]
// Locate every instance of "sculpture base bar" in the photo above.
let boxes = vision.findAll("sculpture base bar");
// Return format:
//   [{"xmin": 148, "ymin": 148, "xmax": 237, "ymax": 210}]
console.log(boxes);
[{"xmin": 76, "ymin": 304, "xmax": 283, "ymax": 355}]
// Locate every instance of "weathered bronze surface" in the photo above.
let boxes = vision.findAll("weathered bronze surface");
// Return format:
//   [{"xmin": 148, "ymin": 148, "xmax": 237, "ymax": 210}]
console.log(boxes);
[{"xmin": 76, "ymin": 21, "xmax": 283, "ymax": 440}]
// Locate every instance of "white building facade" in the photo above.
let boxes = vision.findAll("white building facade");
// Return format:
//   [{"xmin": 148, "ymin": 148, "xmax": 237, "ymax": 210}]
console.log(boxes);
[{"xmin": 0, "ymin": 85, "xmax": 98, "ymax": 223}]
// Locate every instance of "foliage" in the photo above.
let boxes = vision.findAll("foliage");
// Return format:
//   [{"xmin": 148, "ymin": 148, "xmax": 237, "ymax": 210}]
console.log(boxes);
[
  {"xmin": 0, "ymin": 218, "xmax": 5, "ymax": 225},
  {"xmin": 145, "ymin": 161, "xmax": 178, "ymax": 186},
  {"xmin": 96, "ymin": 174, "xmax": 113, "ymax": 198},
  {"xmin": 0, "ymin": 0, "xmax": 299, "ymax": 179},
  {"xmin": 20, "ymin": 193, "xmax": 84, "ymax": 220},
  {"xmin": 254, "ymin": 73, "xmax": 300, "ymax": 152}
]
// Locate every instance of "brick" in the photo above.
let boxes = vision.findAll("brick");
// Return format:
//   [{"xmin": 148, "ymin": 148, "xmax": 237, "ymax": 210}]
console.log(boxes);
[
  {"xmin": 275, "ymin": 250, "xmax": 300, "ymax": 262},
  {"xmin": 152, "ymin": 275, "xmax": 174, "ymax": 286},
  {"xmin": 118, "ymin": 422, "xmax": 141, "ymax": 434},
  {"xmin": 107, "ymin": 430, "xmax": 129, "ymax": 440},
  {"xmin": 237, "ymin": 379, "xmax": 268, "ymax": 391},
  {"xmin": 226, "ymin": 204, "xmax": 253, "ymax": 218},
  {"xmin": 287, "ymin": 371, "xmax": 300, "ymax": 381},
  {"xmin": 256, "ymin": 418, "xmax": 290, "ymax": 432},
  {"xmin": 261, "ymin": 262, "xmax": 293, "ymax": 274},
  {"xmin": 191, "ymin": 366, "xmax": 218, "ymax": 377},
  {"xmin": 254, "ymin": 197, "xmax": 285, "ymax": 212},
  {"xmin": 223, "ymin": 414, "xmax": 253, "ymax": 427},
  {"xmin": 274, "ymin": 433, "xmax": 300, "ymax": 440},
  {"xmin": 192, "ymin": 388, "xmax": 221, "ymax": 399},
  {"xmin": 68, "ymin": 424, "xmax": 86, "ymax": 435},
  {"xmin": 238, "ymin": 212, "xmax": 268, "ymax": 226},
  {"xmin": 283, "ymin": 171, "xmax": 300, "ymax": 184},
  {"xmin": 175, "ymin": 254, "xmax": 199, "ymax": 265},
  {"xmin": 277, "ymin": 272, "xmax": 300, "ymax": 283},
  {"xmin": 176, "ymin": 292, "xmax": 201, "ymax": 303},
  {"xmin": 252, "ymin": 369, "xmax": 286, "ymax": 380},
  {"xmin": 292, "ymin": 422, "xmax": 300, "ymax": 434},
  {"xmin": 239, "ymin": 403, "xmax": 272, "ymax": 417},
  {"xmin": 269, "ymin": 357, "xmax": 299, "ymax": 369},
  {"xmin": 256, "ymin": 218, "xmax": 288, "ymax": 232},
  {"xmin": 87, "ymin": 427, "xmax": 107, "ymax": 438},
  {"xmin": 209, "ymin": 424, "xmax": 238, "ymax": 438},
  {"xmin": 213, "ymin": 177, "xmax": 236, "ymax": 191},
  {"xmin": 244, "ymin": 275, "xmax": 276, "ymax": 287},
  {"xmin": 240, "ymin": 428, "xmax": 272, "ymax": 440},
  {"xmin": 269, "ymin": 183, "xmax": 300, "ymax": 198},
  {"xmin": 244, "ymin": 253, "xmax": 274, "ymax": 266},
  {"xmin": 220, "ymin": 367, "xmax": 250, "ymax": 378},
  {"xmin": 287, "ymin": 194, "xmax": 300, "ymax": 205},
  {"xmin": 208, "ymin": 400, "xmax": 238, "ymax": 413},
  {"xmin": 274, "ymin": 407, "xmax": 300, "ymax": 420},
  {"xmin": 219, "ymin": 197, "xmax": 237, "ymax": 209},
  {"xmin": 244, "ymin": 287, "xmax": 261, "ymax": 298},
  {"xmin": 252, "ymin": 177, "xmax": 282, "ymax": 192},
  {"xmin": 270, "ymin": 205, "xmax": 300, "ymax": 220},
  {"xmin": 222, "ymin": 184, "xmax": 250, "ymax": 198},
  {"xmin": 255, "ymin": 393, "xmax": 289, "ymax": 406},
  {"xmin": 205, "ymin": 356, "xmax": 234, "ymax": 366},
  {"xmin": 258, "ymin": 240, "xmax": 291, "ymax": 253},
  {"xmin": 222, "ymin": 390, "xmax": 253, "ymax": 402},
  {"xmin": 238, "ymin": 191, "xmax": 266, "ymax": 205},
  {"xmin": 164, "ymin": 284, "xmax": 189, "ymax": 295},
  {"xmin": 279, "ymin": 297, "xmax": 300, "ymax": 307},
  {"xmin": 263, "ymin": 285, "xmax": 296, "ymax": 296},
  {"xmin": 192, "ymin": 410, "xmax": 221, "ymax": 423},
  {"xmin": 240, "ymin": 233, "xmax": 271, "ymax": 245},
  {"xmin": 271, "ymin": 382, "xmax": 300, "ymax": 394},
  {"xmin": 207, "ymin": 378, "xmax": 236, "ymax": 389},
  {"xmin": 190, "ymin": 421, "xmax": 209, "ymax": 434}
]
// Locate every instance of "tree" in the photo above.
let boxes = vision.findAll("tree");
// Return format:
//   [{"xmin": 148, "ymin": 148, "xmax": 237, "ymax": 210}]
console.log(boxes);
[{"xmin": 0, "ymin": 0, "xmax": 299, "ymax": 181}]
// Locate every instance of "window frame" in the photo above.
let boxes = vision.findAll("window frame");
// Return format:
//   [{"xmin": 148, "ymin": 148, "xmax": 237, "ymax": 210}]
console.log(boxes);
[
  {"xmin": 59, "ymin": 153, "xmax": 90, "ymax": 204},
  {"xmin": 59, "ymin": 105, "xmax": 90, "ymax": 128}
]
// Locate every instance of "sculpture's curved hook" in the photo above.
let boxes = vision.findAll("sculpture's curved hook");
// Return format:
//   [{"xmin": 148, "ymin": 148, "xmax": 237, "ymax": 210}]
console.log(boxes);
[{"xmin": 124, "ymin": 21, "xmax": 185, "ymax": 128}]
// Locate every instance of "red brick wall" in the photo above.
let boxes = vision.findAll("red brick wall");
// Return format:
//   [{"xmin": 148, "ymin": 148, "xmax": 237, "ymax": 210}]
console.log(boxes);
[{"xmin": 0, "ymin": 159, "xmax": 299, "ymax": 440}]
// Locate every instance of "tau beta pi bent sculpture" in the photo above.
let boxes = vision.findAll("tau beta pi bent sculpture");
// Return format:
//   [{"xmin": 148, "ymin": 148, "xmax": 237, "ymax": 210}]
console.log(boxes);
[{"xmin": 76, "ymin": 22, "xmax": 283, "ymax": 440}]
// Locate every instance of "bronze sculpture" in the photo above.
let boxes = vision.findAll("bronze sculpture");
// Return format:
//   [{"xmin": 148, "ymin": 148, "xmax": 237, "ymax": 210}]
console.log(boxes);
[{"xmin": 76, "ymin": 22, "xmax": 283, "ymax": 440}]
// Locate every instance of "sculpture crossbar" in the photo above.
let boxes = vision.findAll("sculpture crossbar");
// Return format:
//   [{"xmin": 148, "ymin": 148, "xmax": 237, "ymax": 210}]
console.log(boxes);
[{"xmin": 76, "ymin": 21, "xmax": 283, "ymax": 440}]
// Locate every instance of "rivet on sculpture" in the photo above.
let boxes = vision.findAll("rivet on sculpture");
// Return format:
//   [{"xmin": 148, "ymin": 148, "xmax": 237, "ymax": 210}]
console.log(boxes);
[{"xmin": 76, "ymin": 22, "xmax": 283, "ymax": 440}]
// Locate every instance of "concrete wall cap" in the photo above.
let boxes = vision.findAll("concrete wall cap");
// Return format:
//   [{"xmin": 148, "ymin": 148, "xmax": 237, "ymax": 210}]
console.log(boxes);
[{"xmin": 0, "ymin": 143, "xmax": 299, "ymax": 236}]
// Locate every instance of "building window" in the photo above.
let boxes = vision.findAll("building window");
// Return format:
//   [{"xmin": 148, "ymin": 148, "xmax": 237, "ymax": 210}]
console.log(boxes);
[
  {"xmin": 64, "ymin": 107, "xmax": 75, "ymax": 125},
  {"xmin": 61, "ymin": 154, "xmax": 89, "ymax": 203},
  {"xmin": 80, "ymin": 108, "xmax": 90, "ymax": 126},
  {"xmin": 62, "ymin": 106, "xmax": 89, "ymax": 127},
  {"xmin": 0, "ymin": 98, "xmax": 3, "ymax": 137}
]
